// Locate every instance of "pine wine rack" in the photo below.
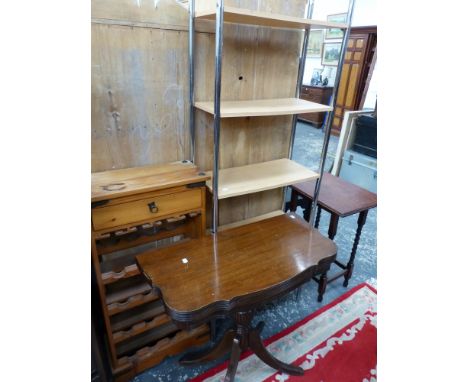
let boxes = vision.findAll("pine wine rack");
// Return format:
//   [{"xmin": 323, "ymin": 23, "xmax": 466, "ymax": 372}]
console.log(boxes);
[{"xmin": 91, "ymin": 161, "xmax": 212, "ymax": 381}]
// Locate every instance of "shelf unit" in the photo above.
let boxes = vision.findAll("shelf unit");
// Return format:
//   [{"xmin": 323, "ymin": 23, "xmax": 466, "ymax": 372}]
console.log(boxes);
[{"xmin": 189, "ymin": 0, "xmax": 355, "ymax": 232}]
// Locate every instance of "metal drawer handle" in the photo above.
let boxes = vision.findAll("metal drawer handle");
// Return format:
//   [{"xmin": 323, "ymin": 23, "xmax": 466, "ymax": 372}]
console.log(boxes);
[{"xmin": 147, "ymin": 202, "xmax": 158, "ymax": 213}]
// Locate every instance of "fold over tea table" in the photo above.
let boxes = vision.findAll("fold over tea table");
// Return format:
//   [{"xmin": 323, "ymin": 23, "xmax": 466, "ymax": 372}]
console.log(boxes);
[{"xmin": 137, "ymin": 212, "xmax": 337, "ymax": 381}]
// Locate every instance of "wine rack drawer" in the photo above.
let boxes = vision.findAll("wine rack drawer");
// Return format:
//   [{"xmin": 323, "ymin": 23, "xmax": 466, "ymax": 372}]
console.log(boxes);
[{"xmin": 92, "ymin": 189, "xmax": 202, "ymax": 231}]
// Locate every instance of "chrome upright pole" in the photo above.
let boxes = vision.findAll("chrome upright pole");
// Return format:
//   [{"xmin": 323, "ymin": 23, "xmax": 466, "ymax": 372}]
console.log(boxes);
[
  {"xmin": 189, "ymin": 0, "xmax": 195, "ymax": 163},
  {"xmin": 212, "ymin": 0, "xmax": 224, "ymax": 233},
  {"xmin": 309, "ymin": 0, "xmax": 356, "ymax": 227},
  {"xmin": 287, "ymin": 0, "xmax": 315, "ymax": 160},
  {"xmin": 283, "ymin": 0, "xmax": 315, "ymax": 211}
]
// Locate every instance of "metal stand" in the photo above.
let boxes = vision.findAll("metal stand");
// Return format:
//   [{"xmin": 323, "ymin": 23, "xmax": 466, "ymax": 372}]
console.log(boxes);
[
  {"xmin": 188, "ymin": 0, "xmax": 356, "ymax": 234},
  {"xmin": 211, "ymin": 0, "xmax": 224, "ymax": 233},
  {"xmin": 309, "ymin": 0, "xmax": 356, "ymax": 227},
  {"xmin": 189, "ymin": 0, "xmax": 195, "ymax": 164},
  {"xmin": 287, "ymin": 0, "xmax": 315, "ymax": 160},
  {"xmin": 189, "ymin": 0, "xmax": 224, "ymax": 233},
  {"xmin": 282, "ymin": 0, "xmax": 315, "ymax": 211}
]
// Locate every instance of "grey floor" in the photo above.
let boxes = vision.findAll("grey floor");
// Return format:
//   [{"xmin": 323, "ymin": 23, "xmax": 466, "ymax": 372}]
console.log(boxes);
[{"xmin": 133, "ymin": 121, "xmax": 377, "ymax": 382}]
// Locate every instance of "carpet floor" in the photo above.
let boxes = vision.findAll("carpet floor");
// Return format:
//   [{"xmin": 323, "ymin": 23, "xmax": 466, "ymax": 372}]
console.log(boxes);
[
  {"xmin": 192, "ymin": 283, "xmax": 377, "ymax": 382},
  {"xmin": 133, "ymin": 122, "xmax": 377, "ymax": 382}
]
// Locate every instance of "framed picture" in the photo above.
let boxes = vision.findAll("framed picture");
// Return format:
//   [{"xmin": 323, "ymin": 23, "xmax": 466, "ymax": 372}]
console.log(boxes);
[
  {"xmin": 326, "ymin": 13, "xmax": 347, "ymax": 39},
  {"xmin": 307, "ymin": 30, "xmax": 323, "ymax": 58},
  {"xmin": 321, "ymin": 42, "xmax": 341, "ymax": 66}
]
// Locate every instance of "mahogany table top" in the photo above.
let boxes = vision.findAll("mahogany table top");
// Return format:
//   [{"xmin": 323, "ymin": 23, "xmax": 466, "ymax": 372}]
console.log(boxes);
[
  {"xmin": 137, "ymin": 213, "xmax": 336, "ymax": 324},
  {"xmin": 292, "ymin": 172, "xmax": 377, "ymax": 217}
]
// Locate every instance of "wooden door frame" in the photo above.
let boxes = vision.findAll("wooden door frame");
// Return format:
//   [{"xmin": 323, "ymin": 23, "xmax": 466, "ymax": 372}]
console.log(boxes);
[
  {"xmin": 332, "ymin": 25, "xmax": 377, "ymax": 135},
  {"xmin": 353, "ymin": 26, "xmax": 377, "ymax": 112}
]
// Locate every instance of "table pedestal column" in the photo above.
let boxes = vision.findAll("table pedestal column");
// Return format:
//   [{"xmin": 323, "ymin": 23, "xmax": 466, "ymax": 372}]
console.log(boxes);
[{"xmin": 180, "ymin": 311, "xmax": 304, "ymax": 381}]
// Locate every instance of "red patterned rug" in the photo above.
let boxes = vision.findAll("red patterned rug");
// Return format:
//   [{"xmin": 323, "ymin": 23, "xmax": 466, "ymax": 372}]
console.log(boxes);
[{"xmin": 191, "ymin": 283, "xmax": 377, "ymax": 382}]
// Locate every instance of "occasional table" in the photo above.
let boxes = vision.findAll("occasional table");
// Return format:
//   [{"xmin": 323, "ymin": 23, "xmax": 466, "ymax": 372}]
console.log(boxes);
[
  {"xmin": 137, "ymin": 213, "xmax": 337, "ymax": 381},
  {"xmin": 289, "ymin": 173, "xmax": 377, "ymax": 301}
]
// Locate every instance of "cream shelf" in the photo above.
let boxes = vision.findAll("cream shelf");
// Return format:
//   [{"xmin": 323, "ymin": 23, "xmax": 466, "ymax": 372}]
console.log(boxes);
[
  {"xmin": 206, "ymin": 158, "xmax": 319, "ymax": 199},
  {"xmin": 217, "ymin": 210, "xmax": 285, "ymax": 232},
  {"xmin": 196, "ymin": 6, "xmax": 348, "ymax": 30},
  {"xmin": 194, "ymin": 98, "xmax": 332, "ymax": 118}
]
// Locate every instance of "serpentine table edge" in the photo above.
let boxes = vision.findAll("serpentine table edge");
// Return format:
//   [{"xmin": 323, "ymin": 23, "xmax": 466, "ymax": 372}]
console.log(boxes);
[{"xmin": 136, "ymin": 212, "xmax": 337, "ymax": 330}]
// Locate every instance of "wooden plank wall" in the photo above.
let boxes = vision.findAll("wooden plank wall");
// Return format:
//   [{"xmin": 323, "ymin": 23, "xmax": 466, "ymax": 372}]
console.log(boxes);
[
  {"xmin": 92, "ymin": 0, "xmax": 307, "ymax": 225},
  {"xmin": 92, "ymin": 0, "xmax": 192, "ymax": 172}
]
